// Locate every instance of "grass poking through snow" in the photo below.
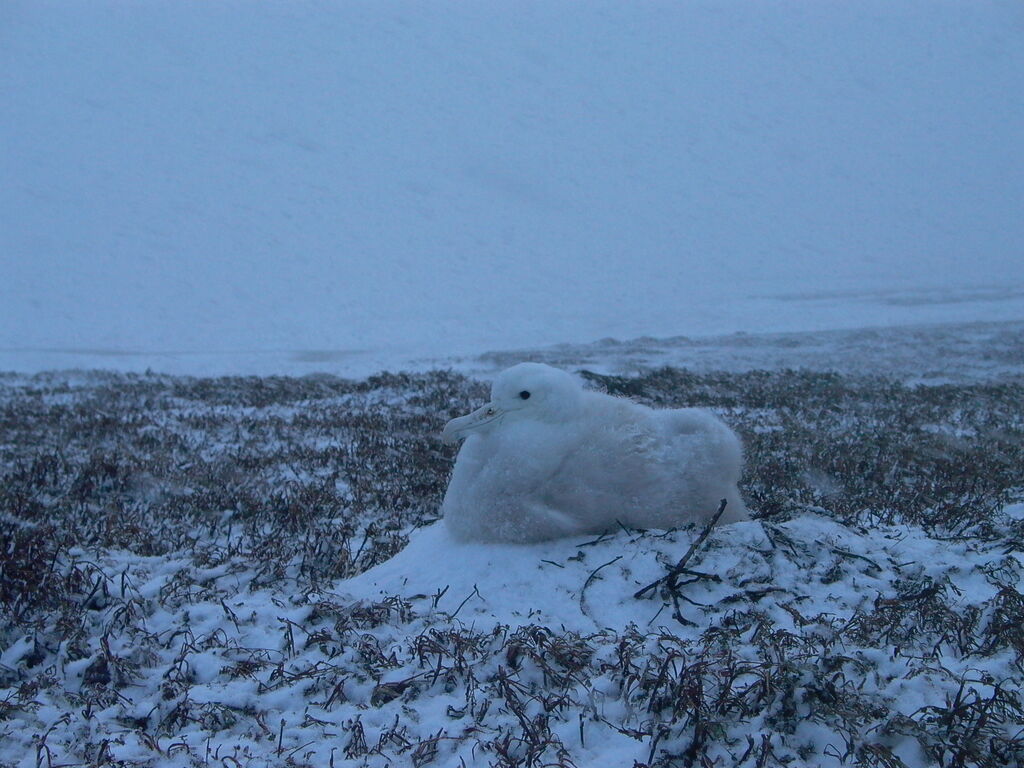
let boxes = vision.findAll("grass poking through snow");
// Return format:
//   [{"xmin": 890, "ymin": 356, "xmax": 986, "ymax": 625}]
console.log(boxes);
[{"xmin": 1, "ymin": 368, "xmax": 1022, "ymax": 767}]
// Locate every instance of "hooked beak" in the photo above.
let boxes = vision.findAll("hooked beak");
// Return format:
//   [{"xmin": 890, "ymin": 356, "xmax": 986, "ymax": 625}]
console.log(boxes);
[{"xmin": 441, "ymin": 402, "xmax": 505, "ymax": 444}]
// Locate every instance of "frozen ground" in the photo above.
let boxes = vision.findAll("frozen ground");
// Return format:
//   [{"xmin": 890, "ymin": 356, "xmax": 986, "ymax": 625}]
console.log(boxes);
[
  {"xmin": 467, "ymin": 320, "xmax": 1024, "ymax": 385},
  {"xmin": 3, "ymin": 1, "xmax": 1023, "ymax": 376},
  {"xmin": 3, "ymin": 318, "xmax": 1021, "ymax": 387},
  {"xmin": 1, "ymin": 359, "xmax": 1022, "ymax": 767}
]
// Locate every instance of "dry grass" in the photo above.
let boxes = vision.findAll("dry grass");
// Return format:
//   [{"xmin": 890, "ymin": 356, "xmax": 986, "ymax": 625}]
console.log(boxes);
[{"xmin": 1, "ymin": 367, "xmax": 1022, "ymax": 767}]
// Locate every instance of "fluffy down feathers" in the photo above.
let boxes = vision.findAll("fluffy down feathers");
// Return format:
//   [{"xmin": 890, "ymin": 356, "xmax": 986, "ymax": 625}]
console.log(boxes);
[{"xmin": 441, "ymin": 363, "xmax": 747, "ymax": 543}]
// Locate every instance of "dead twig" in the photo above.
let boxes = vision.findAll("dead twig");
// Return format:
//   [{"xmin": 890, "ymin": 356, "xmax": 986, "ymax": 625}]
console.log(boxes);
[
  {"xmin": 447, "ymin": 585, "xmax": 481, "ymax": 621},
  {"xmin": 580, "ymin": 556, "xmax": 623, "ymax": 619},
  {"xmin": 830, "ymin": 547, "xmax": 882, "ymax": 573},
  {"xmin": 634, "ymin": 499, "xmax": 728, "ymax": 600}
]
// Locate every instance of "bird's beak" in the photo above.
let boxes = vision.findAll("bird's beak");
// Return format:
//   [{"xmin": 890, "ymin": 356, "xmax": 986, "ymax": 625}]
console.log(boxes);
[{"xmin": 441, "ymin": 403, "xmax": 505, "ymax": 444}]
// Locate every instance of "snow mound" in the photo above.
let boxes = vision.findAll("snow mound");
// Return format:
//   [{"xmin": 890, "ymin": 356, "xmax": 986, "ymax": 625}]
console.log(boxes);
[
  {"xmin": 347, "ymin": 519, "xmax": 768, "ymax": 631},
  {"xmin": 4, "ymin": 511, "xmax": 1023, "ymax": 767}
]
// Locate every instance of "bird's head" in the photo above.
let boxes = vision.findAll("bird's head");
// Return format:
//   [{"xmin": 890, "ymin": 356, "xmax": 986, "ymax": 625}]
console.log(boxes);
[{"xmin": 441, "ymin": 363, "xmax": 584, "ymax": 444}]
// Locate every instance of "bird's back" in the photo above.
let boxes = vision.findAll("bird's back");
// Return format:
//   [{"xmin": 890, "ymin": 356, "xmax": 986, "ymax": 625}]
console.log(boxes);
[
  {"xmin": 653, "ymin": 406, "xmax": 748, "ymax": 523},
  {"xmin": 544, "ymin": 395, "xmax": 747, "ymax": 529}
]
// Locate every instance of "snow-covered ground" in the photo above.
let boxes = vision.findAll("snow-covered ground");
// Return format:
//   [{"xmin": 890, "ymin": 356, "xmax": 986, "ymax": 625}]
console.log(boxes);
[
  {"xmin": 8, "ymin": 512, "xmax": 1024, "ymax": 767},
  {"xmin": 2, "ymin": 362, "xmax": 1022, "ymax": 767},
  {"xmin": 3, "ymin": 1, "xmax": 1023, "ymax": 377}
]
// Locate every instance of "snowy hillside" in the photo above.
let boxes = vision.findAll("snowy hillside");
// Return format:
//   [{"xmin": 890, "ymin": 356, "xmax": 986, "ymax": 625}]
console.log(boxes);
[{"xmin": 3, "ymin": 1, "xmax": 1023, "ymax": 376}]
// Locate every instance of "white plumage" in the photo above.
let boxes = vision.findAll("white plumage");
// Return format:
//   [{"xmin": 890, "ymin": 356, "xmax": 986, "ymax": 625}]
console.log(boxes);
[{"xmin": 440, "ymin": 362, "xmax": 748, "ymax": 543}]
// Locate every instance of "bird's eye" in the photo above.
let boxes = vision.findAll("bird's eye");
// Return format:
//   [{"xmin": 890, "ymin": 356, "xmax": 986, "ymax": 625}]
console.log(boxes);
[{"xmin": 519, "ymin": 390, "xmax": 531, "ymax": 400}]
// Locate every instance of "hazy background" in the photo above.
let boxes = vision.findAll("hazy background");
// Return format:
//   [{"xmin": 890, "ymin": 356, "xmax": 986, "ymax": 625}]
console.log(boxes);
[{"xmin": 3, "ymin": 0, "xmax": 1022, "ymax": 375}]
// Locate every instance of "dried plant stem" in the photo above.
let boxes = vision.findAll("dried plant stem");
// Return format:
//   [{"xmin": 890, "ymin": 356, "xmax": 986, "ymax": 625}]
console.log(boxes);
[{"xmin": 634, "ymin": 499, "xmax": 728, "ymax": 600}]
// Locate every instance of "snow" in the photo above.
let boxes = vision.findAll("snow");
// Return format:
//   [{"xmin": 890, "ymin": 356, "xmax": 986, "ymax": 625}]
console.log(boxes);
[
  {"xmin": 440, "ymin": 362, "xmax": 746, "ymax": 542},
  {"xmin": 1, "ymin": 347, "xmax": 1021, "ymax": 765},
  {"xmin": 348, "ymin": 520, "xmax": 775, "ymax": 632},
  {"xmin": 471, "ymin": 319, "xmax": 1024, "ymax": 384},
  {"xmin": 3, "ymin": 1, "xmax": 1023, "ymax": 377},
  {"xmin": 2, "ymin": 2, "xmax": 1023, "ymax": 764},
  {"xmin": 5, "ymin": 512, "xmax": 1022, "ymax": 766}
]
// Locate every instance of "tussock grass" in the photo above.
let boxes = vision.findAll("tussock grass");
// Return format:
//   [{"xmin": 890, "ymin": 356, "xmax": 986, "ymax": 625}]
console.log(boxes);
[{"xmin": 1, "ymin": 368, "xmax": 1022, "ymax": 767}]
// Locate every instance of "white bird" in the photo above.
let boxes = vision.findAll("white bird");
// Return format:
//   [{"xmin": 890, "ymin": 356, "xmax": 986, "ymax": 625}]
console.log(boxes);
[{"xmin": 440, "ymin": 362, "xmax": 748, "ymax": 543}]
